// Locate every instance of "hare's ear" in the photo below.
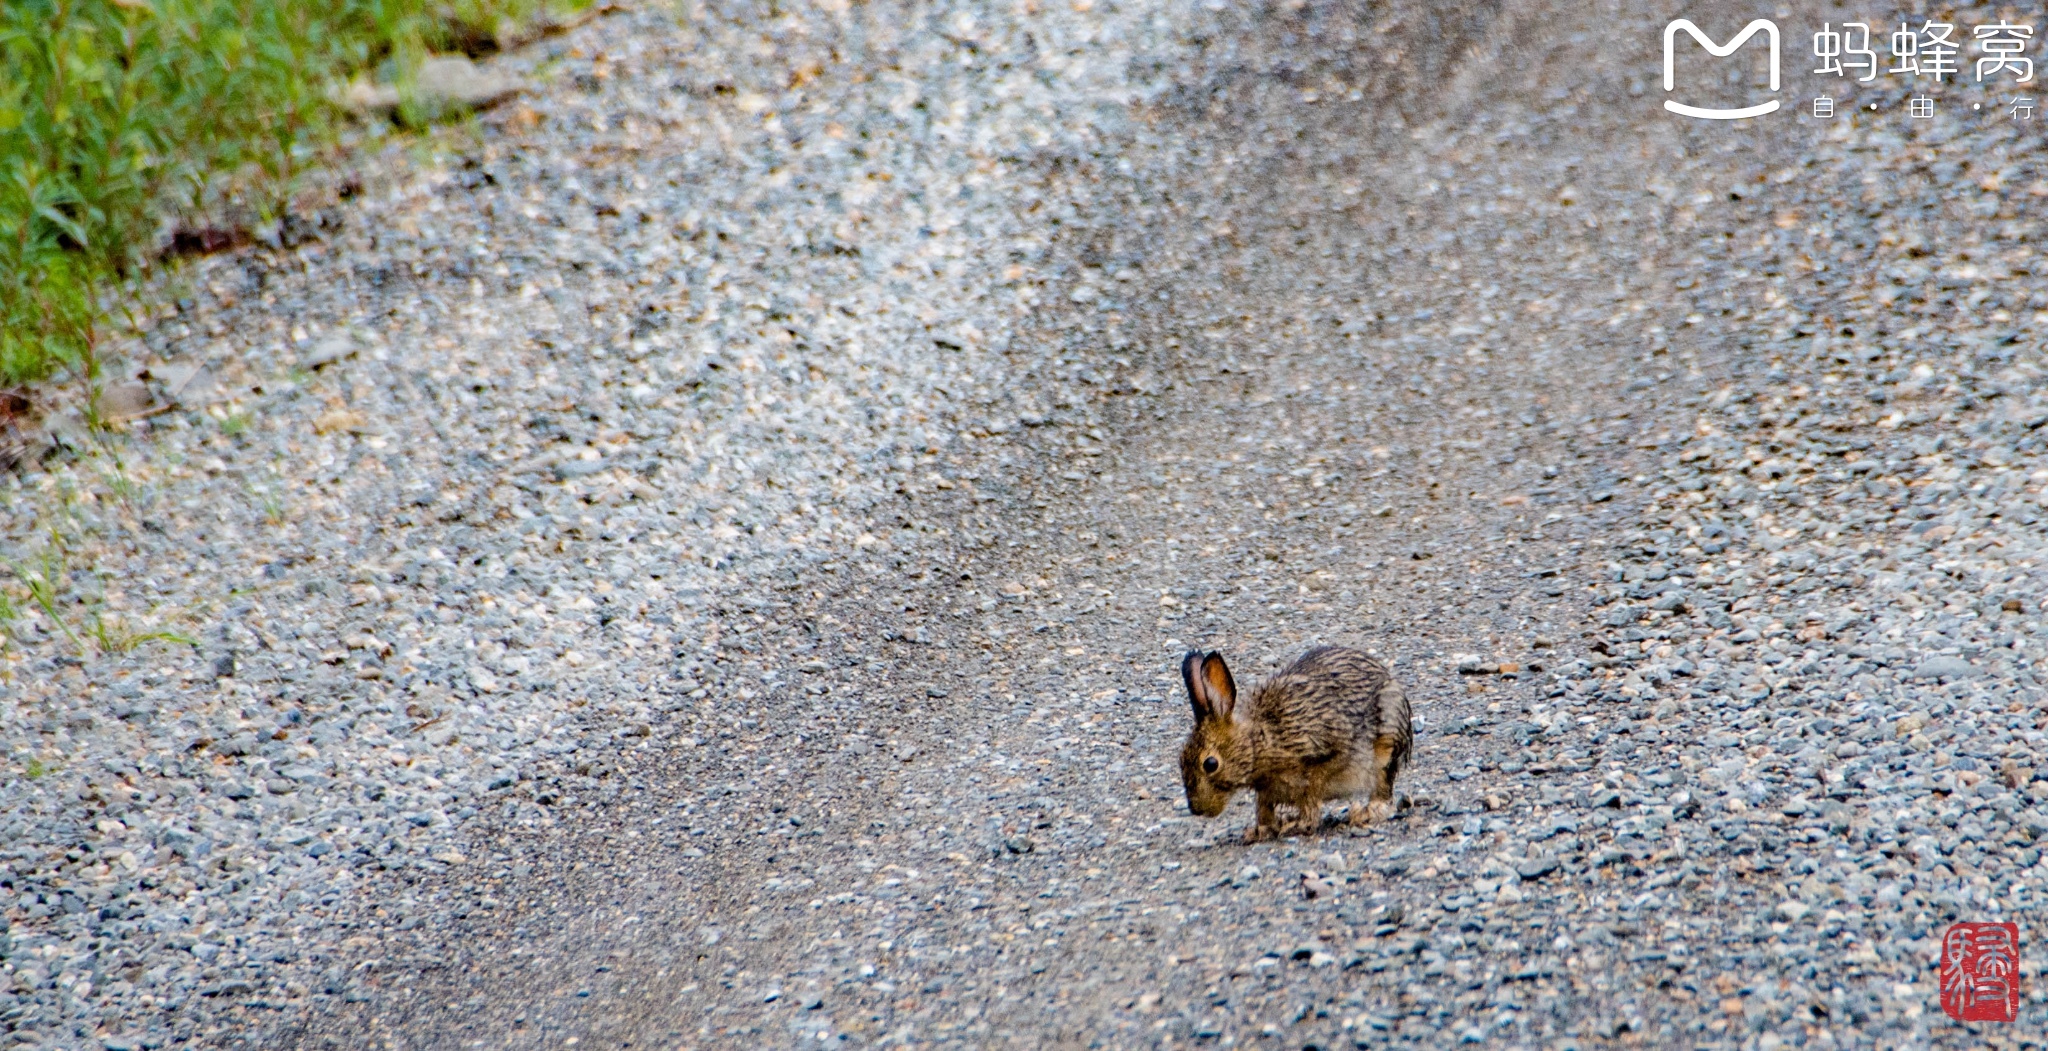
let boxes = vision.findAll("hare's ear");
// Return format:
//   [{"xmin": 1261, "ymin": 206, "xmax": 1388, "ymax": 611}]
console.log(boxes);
[
  {"xmin": 1182, "ymin": 650, "xmax": 1211, "ymax": 722},
  {"xmin": 1200, "ymin": 652, "xmax": 1238, "ymax": 722}
]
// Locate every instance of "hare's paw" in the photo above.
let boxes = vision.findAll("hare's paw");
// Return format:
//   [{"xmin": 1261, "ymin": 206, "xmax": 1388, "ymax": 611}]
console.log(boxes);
[
  {"xmin": 1242, "ymin": 823, "xmax": 1278, "ymax": 844},
  {"xmin": 1349, "ymin": 799, "xmax": 1396, "ymax": 826}
]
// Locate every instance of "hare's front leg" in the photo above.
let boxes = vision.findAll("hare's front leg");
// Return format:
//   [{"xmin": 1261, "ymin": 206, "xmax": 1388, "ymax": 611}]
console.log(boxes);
[{"xmin": 1245, "ymin": 791, "xmax": 1282, "ymax": 843}]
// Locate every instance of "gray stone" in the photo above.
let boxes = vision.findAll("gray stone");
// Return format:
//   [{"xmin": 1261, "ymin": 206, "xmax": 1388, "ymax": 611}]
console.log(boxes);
[
  {"xmin": 1911, "ymin": 656, "xmax": 1979, "ymax": 680},
  {"xmin": 99, "ymin": 380, "xmax": 154, "ymax": 420},
  {"xmin": 343, "ymin": 55, "xmax": 525, "ymax": 118},
  {"xmin": 301, "ymin": 337, "xmax": 356, "ymax": 370}
]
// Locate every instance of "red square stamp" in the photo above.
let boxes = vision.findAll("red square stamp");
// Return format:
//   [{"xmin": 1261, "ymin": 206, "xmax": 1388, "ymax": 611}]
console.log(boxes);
[{"xmin": 1940, "ymin": 922, "xmax": 2021, "ymax": 1023}]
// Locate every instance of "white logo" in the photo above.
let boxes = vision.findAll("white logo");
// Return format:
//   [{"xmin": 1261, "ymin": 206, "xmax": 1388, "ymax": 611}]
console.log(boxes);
[{"xmin": 1664, "ymin": 18, "xmax": 1782, "ymax": 119}]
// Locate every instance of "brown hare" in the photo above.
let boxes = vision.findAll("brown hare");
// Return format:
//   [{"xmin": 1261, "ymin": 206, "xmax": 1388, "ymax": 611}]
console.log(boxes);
[{"xmin": 1178, "ymin": 646, "xmax": 1412, "ymax": 842}]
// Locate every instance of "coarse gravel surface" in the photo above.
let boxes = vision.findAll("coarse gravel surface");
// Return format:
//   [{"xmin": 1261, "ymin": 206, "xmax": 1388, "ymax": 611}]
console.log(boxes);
[{"xmin": 8, "ymin": 1, "xmax": 2048, "ymax": 1049}]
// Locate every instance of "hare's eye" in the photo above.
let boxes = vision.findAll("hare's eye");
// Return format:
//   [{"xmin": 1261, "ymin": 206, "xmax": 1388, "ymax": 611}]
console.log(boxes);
[{"xmin": 1202, "ymin": 755, "xmax": 1220, "ymax": 775}]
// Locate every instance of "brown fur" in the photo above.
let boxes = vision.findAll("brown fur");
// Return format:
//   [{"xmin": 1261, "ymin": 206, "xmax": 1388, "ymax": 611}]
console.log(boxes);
[{"xmin": 1179, "ymin": 646, "xmax": 1412, "ymax": 842}]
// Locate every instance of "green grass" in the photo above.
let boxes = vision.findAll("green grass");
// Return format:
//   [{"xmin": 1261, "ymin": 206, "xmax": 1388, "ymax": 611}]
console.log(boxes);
[
  {"xmin": 87, "ymin": 609, "xmax": 196, "ymax": 654},
  {"xmin": 0, "ymin": 0, "xmax": 572, "ymax": 388},
  {"xmin": 0, "ymin": 473, "xmax": 198, "ymax": 656},
  {"xmin": 12, "ymin": 541, "xmax": 76, "ymax": 647}
]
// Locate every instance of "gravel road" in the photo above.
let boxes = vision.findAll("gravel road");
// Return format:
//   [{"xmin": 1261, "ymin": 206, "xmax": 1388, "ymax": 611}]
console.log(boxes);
[{"xmin": 6, "ymin": 0, "xmax": 2048, "ymax": 1048}]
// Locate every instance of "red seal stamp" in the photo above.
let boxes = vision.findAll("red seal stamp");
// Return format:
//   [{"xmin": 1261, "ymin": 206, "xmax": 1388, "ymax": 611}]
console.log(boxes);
[{"xmin": 1940, "ymin": 922, "xmax": 2021, "ymax": 1023}]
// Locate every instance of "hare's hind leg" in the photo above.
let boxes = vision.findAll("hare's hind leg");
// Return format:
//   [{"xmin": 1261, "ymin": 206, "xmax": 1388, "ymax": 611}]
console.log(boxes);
[
  {"xmin": 1350, "ymin": 736, "xmax": 1402, "ymax": 826},
  {"xmin": 1286, "ymin": 792, "xmax": 1326, "ymax": 836}
]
